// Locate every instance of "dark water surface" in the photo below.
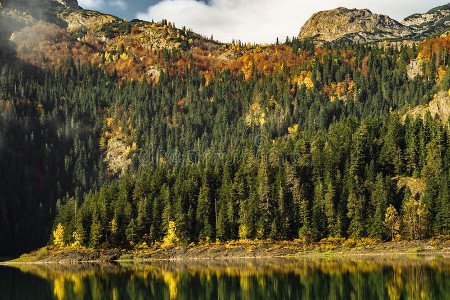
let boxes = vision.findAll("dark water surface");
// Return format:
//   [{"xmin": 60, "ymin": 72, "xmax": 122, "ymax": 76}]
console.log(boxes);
[{"xmin": 0, "ymin": 257, "xmax": 449, "ymax": 299}]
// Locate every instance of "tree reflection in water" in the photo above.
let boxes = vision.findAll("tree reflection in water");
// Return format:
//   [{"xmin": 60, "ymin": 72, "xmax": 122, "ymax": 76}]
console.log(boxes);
[{"xmin": 1, "ymin": 257, "xmax": 449, "ymax": 300}]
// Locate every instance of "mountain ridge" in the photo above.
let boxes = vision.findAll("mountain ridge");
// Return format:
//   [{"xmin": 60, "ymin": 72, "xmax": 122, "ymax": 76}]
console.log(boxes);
[
  {"xmin": 1, "ymin": 1, "xmax": 448, "ymax": 46},
  {"xmin": 299, "ymin": 4, "xmax": 450, "ymax": 43},
  {"xmin": 0, "ymin": 0, "xmax": 78, "ymax": 10}
]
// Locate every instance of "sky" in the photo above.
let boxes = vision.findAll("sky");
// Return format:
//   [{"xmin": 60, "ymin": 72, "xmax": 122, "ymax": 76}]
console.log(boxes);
[{"xmin": 78, "ymin": 0, "xmax": 450, "ymax": 43}]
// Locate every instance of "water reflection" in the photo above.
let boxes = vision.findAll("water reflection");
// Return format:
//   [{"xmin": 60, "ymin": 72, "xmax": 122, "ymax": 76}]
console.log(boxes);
[{"xmin": 1, "ymin": 257, "xmax": 449, "ymax": 299}]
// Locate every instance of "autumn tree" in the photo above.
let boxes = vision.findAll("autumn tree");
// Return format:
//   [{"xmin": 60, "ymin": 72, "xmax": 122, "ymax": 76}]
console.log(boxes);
[
  {"xmin": 53, "ymin": 223, "xmax": 65, "ymax": 248},
  {"xmin": 384, "ymin": 205, "xmax": 401, "ymax": 241},
  {"xmin": 402, "ymin": 199, "xmax": 430, "ymax": 240},
  {"xmin": 162, "ymin": 221, "xmax": 180, "ymax": 247}
]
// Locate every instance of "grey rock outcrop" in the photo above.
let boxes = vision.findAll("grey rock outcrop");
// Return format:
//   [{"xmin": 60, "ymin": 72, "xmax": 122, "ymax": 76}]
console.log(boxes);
[
  {"xmin": 299, "ymin": 8, "xmax": 412, "ymax": 43},
  {"xmin": 0, "ymin": 0, "xmax": 78, "ymax": 10},
  {"xmin": 299, "ymin": 5, "xmax": 450, "ymax": 43}
]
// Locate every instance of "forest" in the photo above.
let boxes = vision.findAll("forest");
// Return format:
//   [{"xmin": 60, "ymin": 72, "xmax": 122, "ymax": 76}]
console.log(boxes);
[{"xmin": 0, "ymin": 36, "xmax": 449, "ymax": 255}]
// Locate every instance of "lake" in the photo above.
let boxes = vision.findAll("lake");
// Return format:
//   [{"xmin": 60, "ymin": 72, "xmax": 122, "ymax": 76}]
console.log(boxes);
[{"xmin": 0, "ymin": 257, "xmax": 449, "ymax": 299}]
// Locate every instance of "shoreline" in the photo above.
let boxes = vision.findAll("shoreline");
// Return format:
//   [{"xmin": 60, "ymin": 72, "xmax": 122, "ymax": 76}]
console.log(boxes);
[
  {"xmin": 2, "ymin": 238, "xmax": 449, "ymax": 265},
  {"xmin": 2, "ymin": 252, "xmax": 449, "ymax": 267}
]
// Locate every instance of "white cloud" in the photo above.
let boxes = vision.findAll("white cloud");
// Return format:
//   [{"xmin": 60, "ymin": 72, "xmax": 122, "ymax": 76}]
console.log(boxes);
[
  {"xmin": 136, "ymin": 0, "xmax": 449, "ymax": 43},
  {"xmin": 78, "ymin": 0, "xmax": 127, "ymax": 11},
  {"xmin": 78, "ymin": 0, "xmax": 105, "ymax": 10},
  {"xmin": 110, "ymin": 0, "xmax": 127, "ymax": 10}
]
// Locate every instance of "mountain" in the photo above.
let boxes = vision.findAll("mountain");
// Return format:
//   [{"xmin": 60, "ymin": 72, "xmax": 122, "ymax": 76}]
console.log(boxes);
[
  {"xmin": 0, "ymin": 1, "xmax": 449, "ymax": 257},
  {"xmin": 0, "ymin": 0, "xmax": 78, "ymax": 39},
  {"xmin": 402, "ymin": 4, "xmax": 450, "ymax": 36},
  {"xmin": 0, "ymin": 0, "xmax": 223, "ymax": 81},
  {"xmin": 298, "ymin": 8, "xmax": 412, "ymax": 43},
  {"xmin": 299, "ymin": 5, "xmax": 450, "ymax": 43},
  {"xmin": 0, "ymin": 0, "xmax": 78, "ymax": 10}
]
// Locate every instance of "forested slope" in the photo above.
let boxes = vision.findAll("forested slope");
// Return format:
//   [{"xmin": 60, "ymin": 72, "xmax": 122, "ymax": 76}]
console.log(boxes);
[{"xmin": 0, "ymin": 2, "xmax": 449, "ymax": 255}]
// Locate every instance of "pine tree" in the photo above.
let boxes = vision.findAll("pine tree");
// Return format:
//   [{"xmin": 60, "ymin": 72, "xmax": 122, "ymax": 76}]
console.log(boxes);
[
  {"xmin": 324, "ymin": 180, "xmax": 338, "ymax": 237},
  {"xmin": 312, "ymin": 181, "xmax": 326, "ymax": 240},
  {"xmin": 433, "ymin": 177, "xmax": 450, "ymax": 235},
  {"xmin": 257, "ymin": 157, "xmax": 271, "ymax": 239},
  {"xmin": 347, "ymin": 191, "xmax": 364, "ymax": 238},
  {"xmin": 370, "ymin": 174, "xmax": 389, "ymax": 239},
  {"xmin": 196, "ymin": 176, "xmax": 214, "ymax": 241},
  {"xmin": 350, "ymin": 124, "xmax": 369, "ymax": 181},
  {"xmin": 380, "ymin": 116, "xmax": 404, "ymax": 175},
  {"xmin": 217, "ymin": 163, "xmax": 232, "ymax": 241},
  {"xmin": 126, "ymin": 218, "xmax": 138, "ymax": 244},
  {"xmin": 286, "ymin": 164, "xmax": 312, "ymax": 242},
  {"xmin": 90, "ymin": 210, "xmax": 103, "ymax": 247}
]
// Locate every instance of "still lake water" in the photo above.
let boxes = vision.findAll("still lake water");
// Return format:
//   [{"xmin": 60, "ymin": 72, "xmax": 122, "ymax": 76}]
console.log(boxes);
[{"xmin": 0, "ymin": 257, "xmax": 449, "ymax": 300}]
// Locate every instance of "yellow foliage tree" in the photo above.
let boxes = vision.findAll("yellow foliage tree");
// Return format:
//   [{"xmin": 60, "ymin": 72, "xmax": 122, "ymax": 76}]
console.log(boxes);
[
  {"xmin": 288, "ymin": 124, "xmax": 299, "ymax": 135},
  {"xmin": 161, "ymin": 271, "xmax": 180, "ymax": 300},
  {"xmin": 71, "ymin": 231, "xmax": 83, "ymax": 248},
  {"xmin": 437, "ymin": 66, "xmax": 447, "ymax": 82},
  {"xmin": 402, "ymin": 198, "xmax": 429, "ymax": 240},
  {"xmin": 53, "ymin": 223, "xmax": 65, "ymax": 248},
  {"xmin": 110, "ymin": 218, "xmax": 118, "ymax": 235},
  {"xmin": 384, "ymin": 205, "xmax": 401, "ymax": 241},
  {"xmin": 238, "ymin": 224, "xmax": 250, "ymax": 240},
  {"xmin": 99, "ymin": 136, "xmax": 107, "ymax": 150},
  {"xmin": 293, "ymin": 71, "xmax": 314, "ymax": 90},
  {"xmin": 53, "ymin": 277, "xmax": 65, "ymax": 300},
  {"xmin": 120, "ymin": 52, "xmax": 129, "ymax": 61},
  {"xmin": 162, "ymin": 221, "xmax": 180, "ymax": 247}
]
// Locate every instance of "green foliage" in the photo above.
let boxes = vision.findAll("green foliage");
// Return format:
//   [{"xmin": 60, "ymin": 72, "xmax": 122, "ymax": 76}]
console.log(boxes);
[
  {"xmin": 71, "ymin": 27, "xmax": 87, "ymax": 39},
  {"xmin": 0, "ymin": 41, "xmax": 449, "ymax": 255},
  {"xmin": 90, "ymin": 210, "xmax": 103, "ymax": 248},
  {"xmin": 101, "ymin": 21, "xmax": 131, "ymax": 38}
]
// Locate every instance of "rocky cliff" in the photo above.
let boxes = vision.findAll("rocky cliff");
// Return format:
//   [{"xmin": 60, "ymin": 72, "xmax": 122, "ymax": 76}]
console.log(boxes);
[
  {"xmin": 402, "ymin": 4, "xmax": 450, "ymax": 36},
  {"xmin": 298, "ymin": 8, "xmax": 412, "ymax": 43},
  {"xmin": 299, "ymin": 5, "xmax": 450, "ymax": 43},
  {"xmin": 0, "ymin": 0, "xmax": 78, "ymax": 10}
]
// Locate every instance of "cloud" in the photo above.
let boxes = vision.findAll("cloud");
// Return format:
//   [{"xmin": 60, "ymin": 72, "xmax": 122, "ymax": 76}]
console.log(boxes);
[
  {"xmin": 136, "ymin": 0, "xmax": 448, "ymax": 43},
  {"xmin": 110, "ymin": 0, "xmax": 127, "ymax": 10},
  {"xmin": 78, "ymin": 0, "xmax": 127, "ymax": 11},
  {"xmin": 78, "ymin": 0, "xmax": 104, "ymax": 10}
]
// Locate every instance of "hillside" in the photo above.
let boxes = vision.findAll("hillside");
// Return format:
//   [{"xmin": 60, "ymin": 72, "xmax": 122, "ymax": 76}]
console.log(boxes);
[
  {"xmin": 1, "ymin": 1, "xmax": 448, "ymax": 82},
  {"xmin": 0, "ymin": 2, "xmax": 449, "ymax": 256}
]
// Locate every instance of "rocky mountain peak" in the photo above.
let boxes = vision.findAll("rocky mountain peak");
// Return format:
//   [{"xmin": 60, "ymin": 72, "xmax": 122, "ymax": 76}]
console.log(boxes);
[
  {"xmin": 298, "ymin": 7, "xmax": 412, "ymax": 43},
  {"xmin": 0, "ymin": 0, "xmax": 79, "ymax": 10},
  {"xmin": 401, "ymin": 4, "xmax": 450, "ymax": 35},
  {"xmin": 55, "ymin": 0, "xmax": 79, "ymax": 9},
  {"xmin": 298, "ymin": 5, "xmax": 450, "ymax": 44}
]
